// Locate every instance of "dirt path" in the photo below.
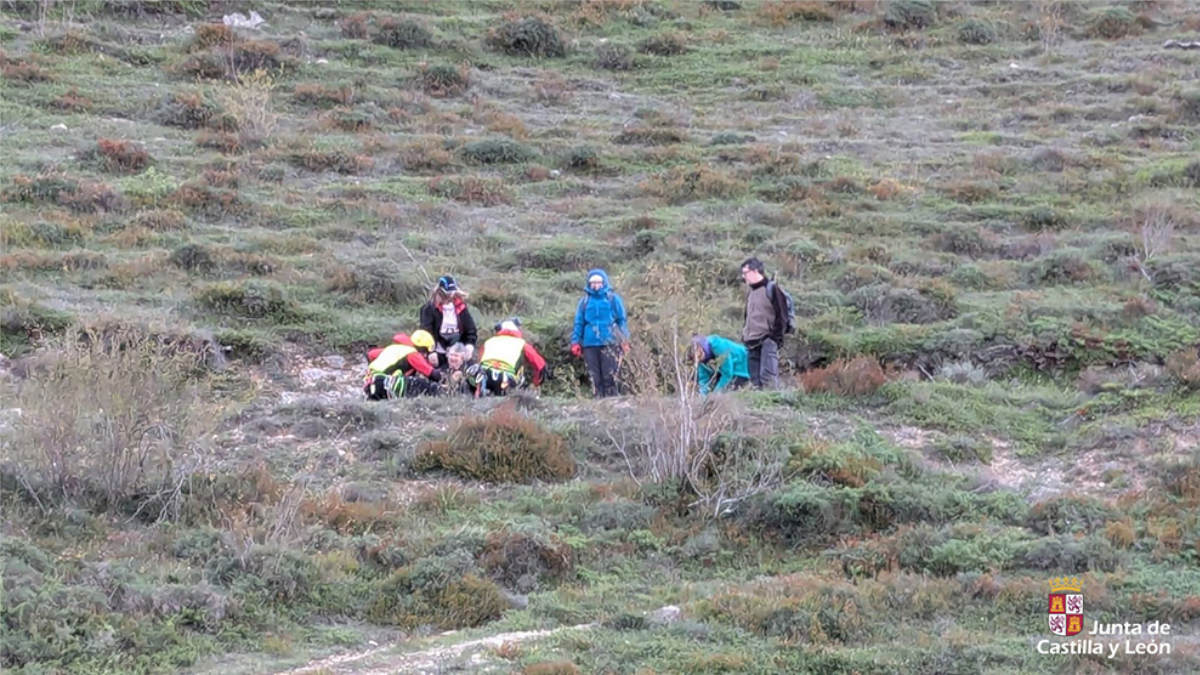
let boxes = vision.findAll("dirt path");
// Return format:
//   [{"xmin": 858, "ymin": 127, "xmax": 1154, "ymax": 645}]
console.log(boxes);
[{"xmin": 281, "ymin": 622, "xmax": 597, "ymax": 675}]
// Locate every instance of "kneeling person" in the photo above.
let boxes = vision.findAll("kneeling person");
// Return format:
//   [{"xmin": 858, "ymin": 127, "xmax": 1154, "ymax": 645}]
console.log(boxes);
[
  {"xmin": 472, "ymin": 319, "xmax": 547, "ymax": 397},
  {"xmin": 363, "ymin": 330, "xmax": 443, "ymax": 400}
]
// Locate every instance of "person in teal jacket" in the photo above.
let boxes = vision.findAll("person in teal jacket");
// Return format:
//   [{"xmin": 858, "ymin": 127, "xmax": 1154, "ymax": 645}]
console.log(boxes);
[{"xmin": 692, "ymin": 334, "xmax": 750, "ymax": 395}]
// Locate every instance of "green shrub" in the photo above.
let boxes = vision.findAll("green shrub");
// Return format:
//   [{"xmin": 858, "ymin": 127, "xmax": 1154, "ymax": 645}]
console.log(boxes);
[
  {"xmin": 417, "ymin": 63, "xmax": 469, "ymax": 96},
  {"xmin": 479, "ymin": 530, "xmax": 573, "ymax": 592},
  {"xmin": 324, "ymin": 259, "xmax": 427, "ymax": 305},
  {"xmin": 1026, "ymin": 495, "xmax": 1116, "ymax": 535},
  {"xmin": 563, "ymin": 145, "xmax": 599, "ymax": 171},
  {"xmin": 593, "ymin": 43, "xmax": 634, "ymax": 70},
  {"xmin": 1022, "ymin": 205, "xmax": 1070, "ymax": 231},
  {"xmin": 486, "ymin": 17, "xmax": 565, "ymax": 58},
  {"xmin": 1086, "ymin": 6, "xmax": 1138, "ymax": 39},
  {"xmin": 1019, "ymin": 534, "xmax": 1121, "ymax": 572},
  {"xmin": 613, "ymin": 126, "xmax": 686, "ymax": 145},
  {"xmin": 459, "ymin": 138, "xmax": 536, "ymax": 164},
  {"xmin": 883, "ymin": 0, "xmax": 936, "ymax": 30},
  {"xmin": 1026, "ymin": 250, "xmax": 1094, "ymax": 285},
  {"xmin": 373, "ymin": 16, "xmax": 432, "ymax": 49},
  {"xmin": 638, "ymin": 32, "xmax": 687, "ymax": 56},
  {"xmin": 848, "ymin": 283, "xmax": 957, "ymax": 325},
  {"xmin": 367, "ymin": 566, "xmax": 507, "ymax": 629},
  {"xmin": 413, "ymin": 403, "xmax": 576, "ymax": 483},
  {"xmin": 193, "ymin": 280, "xmax": 299, "ymax": 320},
  {"xmin": 1173, "ymin": 89, "xmax": 1200, "ymax": 123},
  {"xmin": 711, "ymin": 132, "xmax": 756, "ymax": 145},
  {"xmin": 169, "ymin": 243, "xmax": 216, "ymax": 273},
  {"xmin": 957, "ymin": 19, "xmax": 996, "ymax": 45}
]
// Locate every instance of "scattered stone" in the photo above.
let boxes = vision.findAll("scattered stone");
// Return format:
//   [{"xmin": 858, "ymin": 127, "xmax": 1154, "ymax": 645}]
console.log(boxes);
[
  {"xmin": 223, "ymin": 11, "xmax": 266, "ymax": 30},
  {"xmin": 1164, "ymin": 40, "xmax": 1200, "ymax": 50},
  {"xmin": 50, "ymin": 123, "xmax": 68, "ymax": 131},
  {"xmin": 321, "ymin": 355, "xmax": 346, "ymax": 369},
  {"xmin": 647, "ymin": 605, "xmax": 681, "ymax": 626}
]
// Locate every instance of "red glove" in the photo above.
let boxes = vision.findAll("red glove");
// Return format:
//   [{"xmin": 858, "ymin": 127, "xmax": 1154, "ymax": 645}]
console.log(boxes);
[
  {"xmin": 621, "ymin": 341, "xmax": 631, "ymax": 354},
  {"xmin": 570, "ymin": 343, "xmax": 582, "ymax": 358}
]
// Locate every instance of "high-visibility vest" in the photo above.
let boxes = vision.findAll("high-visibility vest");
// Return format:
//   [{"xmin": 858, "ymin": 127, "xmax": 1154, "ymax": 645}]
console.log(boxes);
[
  {"xmin": 368, "ymin": 343, "xmax": 416, "ymax": 375},
  {"xmin": 479, "ymin": 335, "xmax": 524, "ymax": 372}
]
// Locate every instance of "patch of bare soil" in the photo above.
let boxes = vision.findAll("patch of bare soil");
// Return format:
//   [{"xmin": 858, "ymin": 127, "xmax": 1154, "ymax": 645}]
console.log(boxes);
[{"xmin": 280, "ymin": 622, "xmax": 596, "ymax": 675}]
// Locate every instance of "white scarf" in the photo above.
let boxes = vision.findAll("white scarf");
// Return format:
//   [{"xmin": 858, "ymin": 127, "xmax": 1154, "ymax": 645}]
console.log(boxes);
[{"xmin": 440, "ymin": 302, "xmax": 458, "ymax": 335}]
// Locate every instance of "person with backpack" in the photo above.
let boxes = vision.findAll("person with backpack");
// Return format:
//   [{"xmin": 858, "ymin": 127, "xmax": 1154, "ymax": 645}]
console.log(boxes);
[
  {"xmin": 740, "ymin": 256, "xmax": 793, "ymax": 389},
  {"xmin": 419, "ymin": 275, "xmax": 478, "ymax": 366},
  {"xmin": 692, "ymin": 334, "xmax": 750, "ymax": 395},
  {"xmin": 569, "ymin": 268, "xmax": 629, "ymax": 398}
]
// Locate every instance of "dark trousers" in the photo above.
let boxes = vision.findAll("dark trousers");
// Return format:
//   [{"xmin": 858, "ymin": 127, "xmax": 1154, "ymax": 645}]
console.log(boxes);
[
  {"xmin": 747, "ymin": 337, "xmax": 779, "ymax": 389},
  {"xmin": 365, "ymin": 374, "xmax": 440, "ymax": 400},
  {"xmin": 583, "ymin": 345, "xmax": 620, "ymax": 397}
]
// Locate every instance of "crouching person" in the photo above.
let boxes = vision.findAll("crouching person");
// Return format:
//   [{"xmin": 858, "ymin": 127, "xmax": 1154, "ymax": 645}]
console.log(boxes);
[
  {"xmin": 363, "ymin": 330, "xmax": 443, "ymax": 400},
  {"xmin": 440, "ymin": 342, "xmax": 477, "ymax": 396},
  {"xmin": 693, "ymin": 334, "xmax": 750, "ymax": 395},
  {"xmin": 471, "ymin": 318, "xmax": 547, "ymax": 397}
]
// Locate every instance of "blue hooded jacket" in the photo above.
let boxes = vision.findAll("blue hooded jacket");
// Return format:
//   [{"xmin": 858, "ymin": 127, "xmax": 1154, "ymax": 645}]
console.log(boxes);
[
  {"xmin": 697, "ymin": 335, "xmax": 750, "ymax": 395},
  {"xmin": 571, "ymin": 269, "xmax": 629, "ymax": 348}
]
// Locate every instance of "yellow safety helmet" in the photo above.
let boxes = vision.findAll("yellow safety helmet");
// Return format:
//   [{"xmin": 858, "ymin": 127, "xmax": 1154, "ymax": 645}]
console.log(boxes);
[{"xmin": 411, "ymin": 330, "xmax": 435, "ymax": 351}]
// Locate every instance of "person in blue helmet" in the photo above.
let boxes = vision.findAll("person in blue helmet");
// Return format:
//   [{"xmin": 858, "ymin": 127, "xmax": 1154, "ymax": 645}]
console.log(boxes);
[
  {"xmin": 569, "ymin": 268, "xmax": 629, "ymax": 398},
  {"xmin": 692, "ymin": 334, "xmax": 750, "ymax": 395}
]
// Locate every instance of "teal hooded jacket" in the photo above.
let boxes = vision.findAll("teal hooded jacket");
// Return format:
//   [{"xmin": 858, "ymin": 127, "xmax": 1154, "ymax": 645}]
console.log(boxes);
[{"xmin": 697, "ymin": 335, "xmax": 750, "ymax": 395}]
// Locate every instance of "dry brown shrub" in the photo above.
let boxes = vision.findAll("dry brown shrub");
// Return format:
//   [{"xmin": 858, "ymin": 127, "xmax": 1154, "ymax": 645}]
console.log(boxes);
[
  {"xmin": 757, "ymin": 0, "xmax": 838, "ymax": 25},
  {"xmin": 94, "ymin": 138, "xmax": 152, "ymax": 174},
  {"xmin": 481, "ymin": 111, "xmax": 528, "ymax": 139},
  {"xmin": 413, "ymin": 402, "xmax": 575, "ymax": 483},
  {"xmin": 640, "ymin": 165, "xmax": 747, "ymax": 204},
  {"xmin": 1166, "ymin": 349, "xmax": 1200, "ymax": 390},
  {"xmin": 427, "ymin": 175, "xmax": 510, "ymax": 205},
  {"xmin": 189, "ymin": 23, "xmax": 235, "ymax": 51},
  {"xmin": 400, "ymin": 137, "xmax": 454, "ymax": 172},
  {"xmin": 340, "ymin": 11, "xmax": 372, "ymax": 38},
  {"xmin": 51, "ymin": 88, "xmax": 91, "ymax": 111},
  {"xmin": 868, "ymin": 177, "xmax": 910, "ymax": 200},
  {"xmin": 195, "ymin": 130, "xmax": 243, "ymax": 154},
  {"xmin": 523, "ymin": 662, "xmax": 582, "ymax": 675},
  {"xmin": 293, "ymin": 82, "xmax": 355, "ymax": 106},
  {"xmin": 301, "ymin": 491, "xmax": 396, "ymax": 535},
  {"xmin": 799, "ymin": 356, "xmax": 892, "ymax": 396}
]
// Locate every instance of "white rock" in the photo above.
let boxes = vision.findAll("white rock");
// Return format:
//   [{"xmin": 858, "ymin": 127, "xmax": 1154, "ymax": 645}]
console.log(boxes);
[
  {"xmin": 50, "ymin": 123, "xmax": 68, "ymax": 131},
  {"xmin": 223, "ymin": 10, "xmax": 266, "ymax": 30},
  {"xmin": 315, "ymin": 58, "xmax": 329, "ymax": 64},
  {"xmin": 648, "ymin": 605, "xmax": 681, "ymax": 626},
  {"xmin": 322, "ymin": 355, "xmax": 346, "ymax": 369}
]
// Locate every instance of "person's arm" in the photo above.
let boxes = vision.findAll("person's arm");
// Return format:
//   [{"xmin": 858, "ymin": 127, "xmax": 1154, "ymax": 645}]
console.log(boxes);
[
  {"xmin": 419, "ymin": 303, "xmax": 437, "ymax": 336},
  {"xmin": 571, "ymin": 297, "xmax": 585, "ymax": 346},
  {"xmin": 405, "ymin": 352, "xmax": 435, "ymax": 377},
  {"xmin": 613, "ymin": 293, "xmax": 629, "ymax": 342},
  {"xmin": 713, "ymin": 353, "xmax": 734, "ymax": 392},
  {"xmin": 698, "ymin": 361, "xmax": 714, "ymax": 395},
  {"xmin": 771, "ymin": 283, "xmax": 787, "ymax": 342},
  {"xmin": 523, "ymin": 343, "xmax": 547, "ymax": 385},
  {"xmin": 459, "ymin": 306, "xmax": 478, "ymax": 346}
]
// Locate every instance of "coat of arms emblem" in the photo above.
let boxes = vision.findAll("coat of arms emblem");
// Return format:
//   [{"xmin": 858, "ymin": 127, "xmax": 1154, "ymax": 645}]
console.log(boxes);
[{"xmin": 1048, "ymin": 577, "xmax": 1084, "ymax": 636}]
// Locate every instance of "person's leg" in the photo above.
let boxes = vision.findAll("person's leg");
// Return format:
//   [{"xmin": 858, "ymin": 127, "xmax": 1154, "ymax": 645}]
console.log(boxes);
[
  {"xmin": 747, "ymin": 343, "xmax": 763, "ymax": 388},
  {"xmin": 599, "ymin": 345, "xmax": 619, "ymax": 397},
  {"xmin": 728, "ymin": 376, "xmax": 749, "ymax": 391},
  {"xmin": 401, "ymin": 376, "xmax": 440, "ymax": 397},
  {"xmin": 583, "ymin": 346, "xmax": 603, "ymax": 398},
  {"xmin": 760, "ymin": 338, "xmax": 779, "ymax": 389}
]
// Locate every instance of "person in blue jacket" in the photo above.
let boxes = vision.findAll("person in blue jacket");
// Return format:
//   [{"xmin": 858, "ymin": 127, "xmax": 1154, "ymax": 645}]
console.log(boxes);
[
  {"xmin": 692, "ymin": 334, "xmax": 750, "ymax": 395},
  {"xmin": 570, "ymin": 269, "xmax": 629, "ymax": 398}
]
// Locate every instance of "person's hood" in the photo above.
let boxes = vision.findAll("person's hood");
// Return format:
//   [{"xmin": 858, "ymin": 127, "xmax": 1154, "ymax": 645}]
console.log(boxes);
[
  {"xmin": 585, "ymin": 268, "xmax": 611, "ymax": 297},
  {"xmin": 692, "ymin": 334, "xmax": 712, "ymax": 361}
]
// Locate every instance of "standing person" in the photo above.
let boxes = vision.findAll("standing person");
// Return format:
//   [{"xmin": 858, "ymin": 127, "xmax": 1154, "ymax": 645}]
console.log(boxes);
[
  {"xmin": 740, "ymin": 257, "xmax": 788, "ymax": 389},
  {"xmin": 692, "ymin": 334, "xmax": 750, "ymax": 395},
  {"xmin": 569, "ymin": 268, "xmax": 629, "ymax": 398},
  {"xmin": 472, "ymin": 318, "xmax": 547, "ymax": 397},
  {"xmin": 419, "ymin": 275, "xmax": 478, "ymax": 366}
]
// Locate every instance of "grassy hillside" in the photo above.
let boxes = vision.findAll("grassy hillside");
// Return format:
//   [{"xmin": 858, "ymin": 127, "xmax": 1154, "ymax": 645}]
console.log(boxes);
[{"xmin": 2, "ymin": 0, "xmax": 1200, "ymax": 673}]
